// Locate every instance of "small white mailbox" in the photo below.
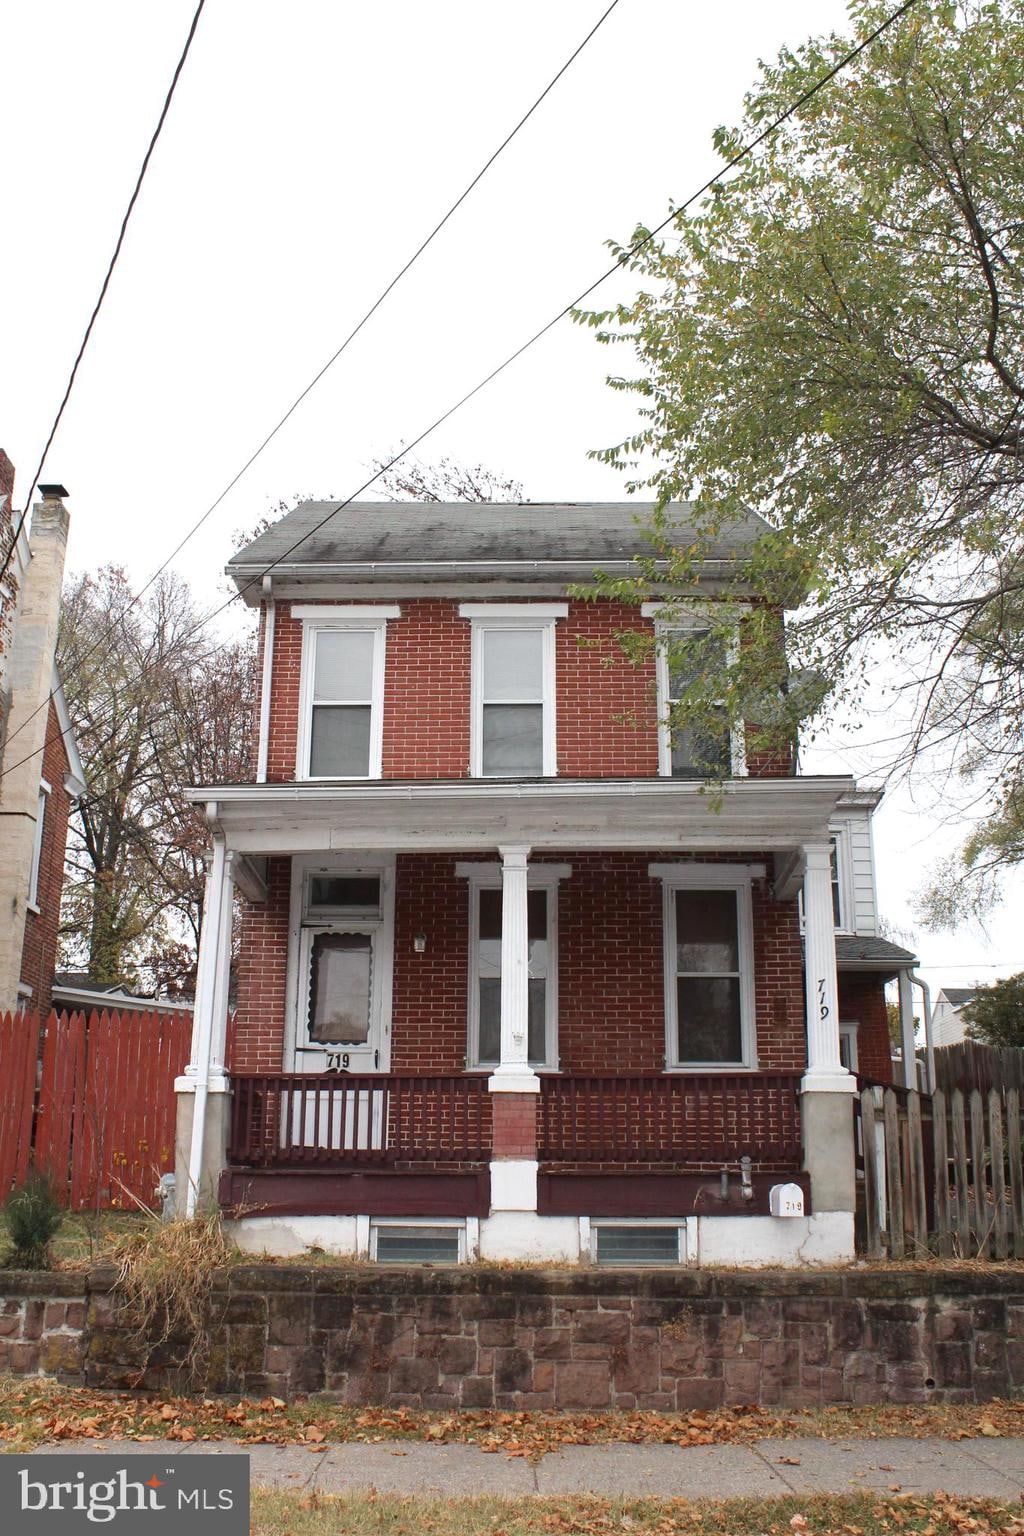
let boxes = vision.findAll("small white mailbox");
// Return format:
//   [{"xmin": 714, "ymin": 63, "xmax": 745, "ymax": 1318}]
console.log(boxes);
[{"xmin": 768, "ymin": 1182, "xmax": 805, "ymax": 1218}]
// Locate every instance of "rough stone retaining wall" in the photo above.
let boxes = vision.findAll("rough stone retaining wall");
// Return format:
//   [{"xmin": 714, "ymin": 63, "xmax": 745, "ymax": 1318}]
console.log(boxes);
[{"xmin": 4, "ymin": 1266, "xmax": 1024, "ymax": 1410}]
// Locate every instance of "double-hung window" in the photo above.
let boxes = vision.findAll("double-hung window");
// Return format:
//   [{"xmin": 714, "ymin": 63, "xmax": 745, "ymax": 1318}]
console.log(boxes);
[
  {"xmin": 460, "ymin": 605, "xmax": 566, "ymax": 777},
  {"xmin": 650, "ymin": 864, "xmax": 759, "ymax": 1069},
  {"xmin": 295, "ymin": 607, "xmax": 399, "ymax": 779},
  {"xmin": 643, "ymin": 605, "xmax": 745, "ymax": 778}
]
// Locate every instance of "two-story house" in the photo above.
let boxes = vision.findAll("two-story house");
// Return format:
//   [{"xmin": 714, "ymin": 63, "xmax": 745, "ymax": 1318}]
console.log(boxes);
[{"xmin": 177, "ymin": 500, "xmax": 918, "ymax": 1266}]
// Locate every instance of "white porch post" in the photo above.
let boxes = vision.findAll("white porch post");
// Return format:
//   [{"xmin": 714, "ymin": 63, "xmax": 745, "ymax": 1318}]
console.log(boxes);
[
  {"xmin": 175, "ymin": 837, "xmax": 235, "ymax": 1217},
  {"xmin": 488, "ymin": 844, "xmax": 540, "ymax": 1216},
  {"xmin": 800, "ymin": 841, "xmax": 856, "ymax": 1249},
  {"xmin": 801, "ymin": 842, "xmax": 851, "ymax": 1093},
  {"xmin": 898, "ymin": 968, "xmax": 918, "ymax": 1090},
  {"xmin": 489, "ymin": 845, "xmax": 539, "ymax": 1093}
]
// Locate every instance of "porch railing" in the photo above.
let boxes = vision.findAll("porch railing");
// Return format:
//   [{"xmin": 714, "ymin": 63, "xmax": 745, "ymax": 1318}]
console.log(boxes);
[
  {"xmin": 538, "ymin": 1072, "xmax": 803, "ymax": 1163},
  {"xmin": 228, "ymin": 1073, "xmax": 492, "ymax": 1166}
]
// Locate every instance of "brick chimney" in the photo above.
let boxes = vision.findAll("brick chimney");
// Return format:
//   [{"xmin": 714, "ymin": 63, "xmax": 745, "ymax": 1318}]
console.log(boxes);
[{"xmin": 0, "ymin": 484, "xmax": 71, "ymax": 1008}]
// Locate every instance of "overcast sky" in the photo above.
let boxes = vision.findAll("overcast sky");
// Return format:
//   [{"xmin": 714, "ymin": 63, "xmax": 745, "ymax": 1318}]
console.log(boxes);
[{"xmin": 2, "ymin": 0, "xmax": 1020, "ymax": 999}]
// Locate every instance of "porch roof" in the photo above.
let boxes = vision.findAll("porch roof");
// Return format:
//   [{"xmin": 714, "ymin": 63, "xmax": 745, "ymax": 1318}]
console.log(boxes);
[{"xmin": 184, "ymin": 775, "xmax": 855, "ymax": 855}]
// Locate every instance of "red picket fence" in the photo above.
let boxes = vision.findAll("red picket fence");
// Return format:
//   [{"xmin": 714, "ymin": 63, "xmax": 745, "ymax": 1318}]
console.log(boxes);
[{"xmin": 0, "ymin": 1007, "xmax": 193, "ymax": 1211}]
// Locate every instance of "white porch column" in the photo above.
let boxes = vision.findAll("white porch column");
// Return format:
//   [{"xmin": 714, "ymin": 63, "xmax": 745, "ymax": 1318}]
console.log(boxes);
[
  {"xmin": 801, "ymin": 842, "xmax": 853, "ymax": 1094},
  {"xmin": 800, "ymin": 841, "xmax": 856, "ymax": 1250},
  {"xmin": 175, "ymin": 836, "xmax": 235, "ymax": 1216},
  {"xmin": 898, "ymin": 968, "xmax": 918, "ymax": 1090},
  {"xmin": 489, "ymin": 845, "xmax": 539, "ymax": 1094}
]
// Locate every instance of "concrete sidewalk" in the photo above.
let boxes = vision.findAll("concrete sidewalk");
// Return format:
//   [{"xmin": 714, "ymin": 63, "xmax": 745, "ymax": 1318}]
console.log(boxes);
[{"xmin": 27, "ymin": 1436, "xmax": 1024, "ymax": 1500}]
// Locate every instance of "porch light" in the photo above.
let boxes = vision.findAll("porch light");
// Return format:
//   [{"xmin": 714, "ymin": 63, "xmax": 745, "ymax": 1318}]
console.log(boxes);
[{"xmin": 413, "ymin": 932, "xmax": 427, "ymax": 954}]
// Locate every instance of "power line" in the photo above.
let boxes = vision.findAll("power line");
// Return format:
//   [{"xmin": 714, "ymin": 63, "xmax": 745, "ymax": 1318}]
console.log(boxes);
[
  {"xmin": 0, "ymin": 0, "xmax": 623, "ymax": 763},
  {"xmin": 0, "ymin": 0, "xmax": 922, "ymax": 791},
  {"xmin": 0, "ymin": 0, "xmax": 206, "ymax": 587}
]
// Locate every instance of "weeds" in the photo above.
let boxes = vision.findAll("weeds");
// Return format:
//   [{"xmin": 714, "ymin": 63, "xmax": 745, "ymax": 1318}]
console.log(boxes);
[{"xmin": 110, "ymin": 1209, "xmax": 236, "ymax": 1388}]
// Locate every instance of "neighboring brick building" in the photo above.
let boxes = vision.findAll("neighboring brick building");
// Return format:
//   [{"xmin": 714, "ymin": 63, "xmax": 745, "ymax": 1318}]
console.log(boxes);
[
  {"xmin": 0, "ymin": 458, "xmax": 85, "ymax": 1014},
  {"xmin": 177, "ymin": 500, "xmax": 919, "ymax": 1266}
]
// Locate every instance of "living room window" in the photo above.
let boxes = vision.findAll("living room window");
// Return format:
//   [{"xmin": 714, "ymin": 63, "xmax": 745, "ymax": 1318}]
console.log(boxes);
[
  {"xmin": 650, "ymin": 863, "xmax": 759, "ymax": 1069},
  {"xmin": 460, "ymin": 604, "xmax": 566, "ymax": 777},
  {"xmin": 295, "ymin": 607, "xmax": 399, "ymax": 780}
]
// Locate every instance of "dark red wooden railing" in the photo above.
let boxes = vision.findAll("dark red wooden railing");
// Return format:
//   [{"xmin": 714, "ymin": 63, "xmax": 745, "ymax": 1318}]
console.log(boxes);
[
  {"xmin": 228, "ymin": 1073, "xmax": 492, "ymax": 1166},
  {"xmin": 538, "ymin": 1072, "xmax": 803, "ymax": 1163}
]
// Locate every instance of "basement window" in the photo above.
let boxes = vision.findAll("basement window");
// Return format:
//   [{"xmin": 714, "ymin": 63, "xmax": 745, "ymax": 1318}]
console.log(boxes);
[
  {"xmin": 370, "ymin": 1219, "xmax": 465, "ymax": 1265},
  {"xmin": 590, "ymin": 1220, "xmax": 686, "ymax": 1267}
]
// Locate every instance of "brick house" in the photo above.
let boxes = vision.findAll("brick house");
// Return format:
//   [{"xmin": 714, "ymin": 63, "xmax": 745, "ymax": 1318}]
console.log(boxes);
[
  {"xmin": 178, "ymin": 500, "xmax": 919, "ymax": 1266},
  {"xmin": 0, "ymin": 458, "xmax": 86, "ymax": 1013}
]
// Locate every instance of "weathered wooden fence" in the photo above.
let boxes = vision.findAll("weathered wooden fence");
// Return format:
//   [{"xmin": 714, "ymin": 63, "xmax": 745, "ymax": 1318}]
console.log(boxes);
[
  {"xmin": 855, "ymin": 1047, "xmax": 1024, "ymax": 1259},
  {"xmin": 0, "ymin": 1008, "xmax": 192, "ymax": 1212}
]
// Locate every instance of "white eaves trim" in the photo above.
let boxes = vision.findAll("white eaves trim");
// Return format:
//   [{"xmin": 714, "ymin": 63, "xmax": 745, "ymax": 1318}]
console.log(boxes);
[
  {"xmin": 458, "ymin": 603, "xmax": 568, "ymax": 620},
  {"xmin": 51, "ymin": 665, "xmax": 87, "ymax": 798},
  {"xmin": 290, "ymin": 604, "xmax": 402, "ymax": 620}
]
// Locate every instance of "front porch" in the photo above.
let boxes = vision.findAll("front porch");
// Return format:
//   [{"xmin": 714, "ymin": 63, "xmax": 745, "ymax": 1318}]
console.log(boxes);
[{"xmin": 178, "ymin": 776, "xmax": 859, "ymax": 1264}]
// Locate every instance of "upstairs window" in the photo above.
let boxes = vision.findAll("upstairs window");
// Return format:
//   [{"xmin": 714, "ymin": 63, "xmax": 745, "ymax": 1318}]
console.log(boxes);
[
  {"xmin": 27, "ymin": 780, "xmax": 50, "ymax": 911},
  {"xmin": 461, "ymin": 605, "xmax": 566, "ymax": 777},
  {"xmin": 644, "ymin": 606, "xmax": 746, "ymax": 779},
  {"xmin": 296, "ymin": 608, "xmax": 398, "ymax": 780}
]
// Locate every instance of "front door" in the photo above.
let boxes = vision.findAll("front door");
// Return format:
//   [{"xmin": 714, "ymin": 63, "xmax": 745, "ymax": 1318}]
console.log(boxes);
[{"xmin": 287, "ymin": 861, "xmax": 394, "ymax": 1074}]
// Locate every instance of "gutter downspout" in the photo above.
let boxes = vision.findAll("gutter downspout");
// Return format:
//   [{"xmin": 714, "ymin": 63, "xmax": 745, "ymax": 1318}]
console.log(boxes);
[
  {"xmin": 186, "ymin": 832, "xmax": 226, "ymax": 1218},
  {"xmin": 256, "ymin": 578, "xmax": 275, "ymax": 784},
  {"xmin": 911, "ymin": 972, "xmax": 934, "ymax": 1093}
]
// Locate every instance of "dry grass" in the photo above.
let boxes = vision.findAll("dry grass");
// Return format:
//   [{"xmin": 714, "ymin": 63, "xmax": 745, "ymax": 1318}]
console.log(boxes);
[
  {"xmin": 108, "ymin": 1210, "xmax": 236, "ymax": 1387},
  {"xmin": 248, "ymin": 1490, "xmax": 1024, "ymax": 1536}
]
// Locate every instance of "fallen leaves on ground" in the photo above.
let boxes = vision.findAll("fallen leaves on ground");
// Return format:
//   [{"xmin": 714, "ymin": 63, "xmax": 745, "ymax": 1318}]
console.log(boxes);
[{"xmin": 4, "ymin": 1380, "xmax": 1024, "ymax": 1461}]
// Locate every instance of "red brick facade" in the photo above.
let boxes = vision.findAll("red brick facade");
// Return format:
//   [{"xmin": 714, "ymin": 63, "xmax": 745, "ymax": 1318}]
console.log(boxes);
[
  {"xmin": 19, "ymin": 699, "xmax": 73, "ymax": 1014},
  {"xmin": 839, "ymin": 973, "xmax": 894, "ymax": 1085},
  {"xmin": 233, "ymin": 851, "xmax": 808, "ymax": 1078}
]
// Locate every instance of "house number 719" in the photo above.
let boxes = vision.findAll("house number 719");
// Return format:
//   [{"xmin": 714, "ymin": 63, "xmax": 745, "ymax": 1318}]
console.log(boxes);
[{"xmin": 817, "ymin": 977, "xmax": 830, "ymax": 1021}]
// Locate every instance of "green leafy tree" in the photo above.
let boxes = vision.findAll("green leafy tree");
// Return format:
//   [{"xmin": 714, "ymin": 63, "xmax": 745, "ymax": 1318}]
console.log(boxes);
[
  {"xmin": 962, "ymin": 972, "xmax": 1024, "ymax": 1047},
  {"xmin": 574, "ymin": 0, "xmax": 1024, "ymax": 913}
]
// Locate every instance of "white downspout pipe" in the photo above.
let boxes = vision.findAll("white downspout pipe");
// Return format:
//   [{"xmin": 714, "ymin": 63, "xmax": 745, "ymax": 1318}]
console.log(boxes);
[
  {"xmin": 911, "ymin": 972, "xmax": 934, "ymax": 1093},
  {"xmin": 186, "ymin": 833, "xmax": 226, "ymax": 1217},
  {"xmin": 256, "ymin": 579, "xmax": 275, "ymax": 784}
]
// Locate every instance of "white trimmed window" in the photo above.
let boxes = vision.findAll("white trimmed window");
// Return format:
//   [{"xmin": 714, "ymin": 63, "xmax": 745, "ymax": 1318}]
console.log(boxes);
[
  {"xmin": 28, "ymin": 780, "xmax": 50, "ymax": 911},
  {"xmin": 460, "ymin": 605, "xmax": 566, "ymax": 777},
  {"xmin": 839, "ymin": 1021, "xmax": 859, "ymax": 1073},
  {"xmin": 456, "ymin": 861, "xmax": 569, "ymax": 1070},
  {"xmin": 642, "ymin": 605, "xmax": 746, "ymax": 779},
  {"xmin": 798, "ymin": 828, "xmax": 854, "ymax": 933},
  {"xmin": 295, "ymin": 607, "xmax": 399, "ymax": 780},
  {"xmin": 650, "ymin": 863, "xmax": 759, "ymax": 1070}
]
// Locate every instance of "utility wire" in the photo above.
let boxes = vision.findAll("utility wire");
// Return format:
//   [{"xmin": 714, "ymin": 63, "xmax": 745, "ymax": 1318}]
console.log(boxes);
[
  {"xmin": 1, "ymin": 0, "xmax": 623, "ymax": 762},
  {"xmin": 0, "ymin": 0, "xmax": 206, "ymax": 587},
  {"xmin": 0, "ymin": 0, "xmax": 921, "ymax": 791}
]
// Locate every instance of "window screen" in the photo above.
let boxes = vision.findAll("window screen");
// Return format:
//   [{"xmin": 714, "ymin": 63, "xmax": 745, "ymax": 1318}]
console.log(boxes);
[
  {"xmin": 674, "ymin": 889, "xmax": 743, "ymax": 1063},
  {"xmin": 308, "ymin": 876, "xmax": 381, "ymax": 914},
  {"xmin": 308, "ymin": 932, "xmax": 372, "ymax": 1044},
  {"xmin": 667, "ymin": 630, "xmax": 731, "ymax": 778},
  {"xmin": 594, "ymin": 1225, "xmax": 682, "ymax": 1266},
  {"xmin": 476, "ymin": 888, "xmax": 547, "ymax": 1065},
  {"xmin": 309, "ymin": 629, "xmax": 375, "ymax": 776},
  {"xmin": 481, "ymin": 628, "xmax": 544, "ymax": 775},
  {"xmin": 373, "ymin": 1224, "xmax": 462, "ymax": 1264}
]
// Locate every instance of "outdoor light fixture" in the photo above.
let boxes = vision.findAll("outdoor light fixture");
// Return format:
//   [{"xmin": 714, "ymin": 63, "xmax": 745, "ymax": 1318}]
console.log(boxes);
[{"xmin": 413, "ymin": 933, "xmax": 427, "ymax": 954}]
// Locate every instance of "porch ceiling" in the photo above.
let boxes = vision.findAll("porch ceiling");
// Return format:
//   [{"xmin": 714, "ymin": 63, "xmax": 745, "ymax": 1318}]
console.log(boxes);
[{"xmin": 184, "ymin": 775, "xmax": 855, "ymax": 855}]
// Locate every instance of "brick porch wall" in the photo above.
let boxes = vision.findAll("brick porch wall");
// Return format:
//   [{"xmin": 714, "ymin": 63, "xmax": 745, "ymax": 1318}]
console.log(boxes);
[
  {"xmin": 231, "ymin": 852, "xmax": 806, "ymax": 1080},
  {"xmin": 840, "ymin": 973, "xmax": 894, "ymax": 1084}
]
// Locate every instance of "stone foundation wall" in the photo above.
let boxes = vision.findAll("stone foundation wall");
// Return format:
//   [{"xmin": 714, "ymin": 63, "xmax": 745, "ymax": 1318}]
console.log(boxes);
[
  {"xmin": 0, "ymin": 1273, "xmax": 87, "ymax": 1378},
  {"xmin": 3, "ymin": 1265, "xmax": 1021, "ymax": 1410}
]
